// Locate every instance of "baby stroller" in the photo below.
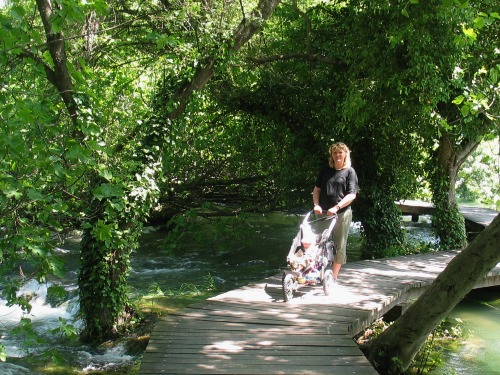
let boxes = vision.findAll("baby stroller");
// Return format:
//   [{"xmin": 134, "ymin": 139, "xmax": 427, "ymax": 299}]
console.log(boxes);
[{"xmin": 282, "ymin": 211, "xmax": 337, "ymax": 302}]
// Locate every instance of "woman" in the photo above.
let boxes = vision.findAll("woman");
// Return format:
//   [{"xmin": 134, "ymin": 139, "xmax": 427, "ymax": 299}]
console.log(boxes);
[{"xmin": 312, "ymin": 142, "xmax": 358, "ymax": 283}]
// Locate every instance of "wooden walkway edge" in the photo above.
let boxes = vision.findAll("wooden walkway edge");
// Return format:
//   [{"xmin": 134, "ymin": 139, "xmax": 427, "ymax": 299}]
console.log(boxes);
[
  {"xmin": 139, "ymin": 207, "xmax": 499, "ymax": 375},
  {"xmin": 397, "ymin": 200, "xmax": 498, "ymax": 233}
]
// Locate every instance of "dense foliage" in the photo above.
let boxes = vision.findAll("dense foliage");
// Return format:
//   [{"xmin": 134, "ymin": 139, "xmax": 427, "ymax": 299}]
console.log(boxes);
[
  {"xmin": 457, "ymin": 137, "xmax": 500, "ymax": 208},
  {"xmin": 0, "ymin": 0, "xmax": 498, "ymax": 370}
]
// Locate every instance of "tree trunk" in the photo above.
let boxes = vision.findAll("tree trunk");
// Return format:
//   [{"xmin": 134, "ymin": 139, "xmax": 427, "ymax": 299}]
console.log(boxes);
[
  {"xmin": 35, "ymin": 0, "xmax": 79, "ymax": 128},
  {"xmin": 79, "ymin": 226, "xmax": 129, "ymax": 340},
  {"xmin": 437, "ymin": 132, "xmax": 479, "ymax": 205},
  {"xmin": 431, "ymin": 131, "xmax": 480, "ymax": 249},
  {"xmin": 350, "ymin": 137, "xmax": 406, "ymax": 259},
  {"xmin": 367, "ymin": 212, "xmax": 500, "ymax": 374}
]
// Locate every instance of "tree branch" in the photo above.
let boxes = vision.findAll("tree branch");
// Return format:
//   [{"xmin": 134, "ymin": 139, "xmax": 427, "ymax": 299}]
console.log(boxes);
[
  {"xmin": 247, "ymin": 52, "xmax": 345, "ymax": 66},
  {"xmin": 168, "ymin": 0, "xmax": 281, "ymax": 120},
  {"xmin": 35, "ymin": 0, "xmax": 79, "ymax": 129}
]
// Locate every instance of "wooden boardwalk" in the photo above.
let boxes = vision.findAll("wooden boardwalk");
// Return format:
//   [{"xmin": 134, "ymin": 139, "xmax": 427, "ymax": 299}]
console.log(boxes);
[
  {"xmin": 139, "ymin": 252, "xmax": 500, "ymax": 374},
  {"xmin": 397, "ymin": 200, "xmax": 498, "ymax": 232},
  {"xmin": 139, "ymin": 207, "xmax": 499, "ymax": 375},
  {"xmin": 459, "ymin": 205, "xmax": 499, "ymax": 232}
]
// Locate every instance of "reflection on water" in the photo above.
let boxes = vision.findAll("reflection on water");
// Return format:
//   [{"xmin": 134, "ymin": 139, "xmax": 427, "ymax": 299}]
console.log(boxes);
[{"xmin": 0, "ymin": 212, "xmax": 498, "ymax": 374}]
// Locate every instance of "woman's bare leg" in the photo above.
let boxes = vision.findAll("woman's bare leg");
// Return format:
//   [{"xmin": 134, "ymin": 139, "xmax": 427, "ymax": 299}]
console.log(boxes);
[{"xmin": 333, "ymin": 262, "xmax": 342, "ymax": 280}]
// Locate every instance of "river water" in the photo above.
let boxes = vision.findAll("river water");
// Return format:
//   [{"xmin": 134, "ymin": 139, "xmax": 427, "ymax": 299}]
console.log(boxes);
[
  {"xmin": 434, "ymin": 287, "xmax": 500, "ymax": 375},
  {"xmin": 0, "ymin": 212, "xmax": 498, "ymax": 374}
]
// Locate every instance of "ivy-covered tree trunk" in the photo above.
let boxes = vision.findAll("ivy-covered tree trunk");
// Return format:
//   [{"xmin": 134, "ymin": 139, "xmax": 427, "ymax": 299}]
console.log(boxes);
[
  {"xmin": 356, "ymin": 188, "xmax": 406, "ymax": 259},
  {"xmin": 430, "ymin": 132, "xmax": 479, "ymax": 249},
  {"xmin": 79, "ymin": 224, "xmax": 135, "ymax": 341},
  {"xmin": 367, "ymin": 212, "xmax": 500, "ymax": 374},
  {"xmin": 351, "ymin": 138, "xmax": 407, "ymax": 260},
  {"xmin": 430, "ymin": 169, "xmax": 467, "ymax": 249},
  {"xmin": 78, "ymin": 169, "xmax": 158, "ymax": 341}
]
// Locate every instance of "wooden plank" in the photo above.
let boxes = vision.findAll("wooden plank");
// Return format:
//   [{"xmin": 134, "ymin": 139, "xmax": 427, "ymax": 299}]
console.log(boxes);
[
  {"xmin": 148, "ymin": 336, "xmax": 356, "ymax": 347},
  {"xmin": 161, "ymin": 314, "xmax": 348, "ymax": 330},
  {"xmin": 151, "ymin": 322, "xmax": 346, "ymax": 335},
  {"xmin": 145, "ymin": 340, "xmax": 359, "ymax": 351},
  {"xmin": 143, "ymin": 346, "xmax": 362, "ymax": 356},
  {"xmin": 150, "ymin": 326, "xmax": 353, "ymax": 339},
  {"xmin": 149, "ymin": 309, "xmax": 364, "ymax": 334},
  {"xmin": 170, "ymin": 310, "xmax": 356, "ymax": 327},
  {"xmin": 396, "ymin": 200, "xmax": 498, "ymax": 230},
  {"xmin": 151, "ymin": 321, "xmax": 342, "ymax": 333},
  {"xmin": 191, "ymin": 299, "xmax": 367, "ymax": 319},
  {"xmin": 397, "ymin": 199, "xmax": 435, "ymax": 216},
  {"xmin": 141, "ymin": 355, "xmax": 373, "ymax": 365},
  {"xmin": 139, "ymin": 364, "xmax": 377, "ymax": 375}
]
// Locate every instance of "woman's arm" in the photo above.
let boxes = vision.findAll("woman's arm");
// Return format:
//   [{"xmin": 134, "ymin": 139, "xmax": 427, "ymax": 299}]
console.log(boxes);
[
  {"xmin": 312, "ymin": 187, "xmax": 322, "ymax": 214},
  {"xmin": 327, "ymin": 193, "xmax": 357, "ymax": 215}
]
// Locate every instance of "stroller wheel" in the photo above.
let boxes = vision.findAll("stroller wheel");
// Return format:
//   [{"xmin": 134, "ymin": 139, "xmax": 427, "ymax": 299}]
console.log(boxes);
[
  {"xmin": 323, "ymin": 269, "xmax": 335, "ymax": 296},
  {"xmin": 282, "ymin": 273, "xmax": 295, "ymax": 302}
]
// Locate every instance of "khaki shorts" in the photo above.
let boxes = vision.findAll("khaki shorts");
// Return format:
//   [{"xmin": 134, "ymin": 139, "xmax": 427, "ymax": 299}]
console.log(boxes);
[
  {"xmin": 315, "ymin": 207, "xmax": 352, "ymax": 265},
  {"xmin": 332, "ymin": 207, "xmax": 352, "ymax": 264}
]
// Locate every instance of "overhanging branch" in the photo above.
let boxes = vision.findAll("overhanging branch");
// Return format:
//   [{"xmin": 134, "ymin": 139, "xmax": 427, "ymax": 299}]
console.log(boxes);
[{"xmin": 247, "ymin": 52, "xmax": 345, "ymax": 66}]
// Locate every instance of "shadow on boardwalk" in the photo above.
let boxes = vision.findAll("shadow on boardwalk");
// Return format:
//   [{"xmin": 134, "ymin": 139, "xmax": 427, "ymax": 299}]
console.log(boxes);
[{"xmin": 139, "ymin": 249, "xmax": 500, "ymax": 374}]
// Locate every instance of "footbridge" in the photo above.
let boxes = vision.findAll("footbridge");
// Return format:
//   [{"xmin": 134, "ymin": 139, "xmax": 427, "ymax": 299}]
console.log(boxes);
[
  {"xmin": 139, "ymin": 206, "xmax": 499, "ymax": 374},
  {"xmin": 397, "ymin": 200, "xmax": 497, "ymax": 234}
]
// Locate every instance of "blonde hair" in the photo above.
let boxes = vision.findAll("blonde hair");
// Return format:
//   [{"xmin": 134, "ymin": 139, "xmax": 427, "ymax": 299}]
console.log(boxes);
[{"xmin": 328, "ymin": 142, "xmax": 351, "ymax": 169}]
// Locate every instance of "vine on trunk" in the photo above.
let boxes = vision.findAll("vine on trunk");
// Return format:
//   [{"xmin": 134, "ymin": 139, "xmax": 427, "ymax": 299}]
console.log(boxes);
[
  {"xmin": 430, "ymin": 166, "xmax": 468, "ymax": 250},
  {"xmin": 78, "ymin": 165, "xmax": 159, "ymax": 341}
]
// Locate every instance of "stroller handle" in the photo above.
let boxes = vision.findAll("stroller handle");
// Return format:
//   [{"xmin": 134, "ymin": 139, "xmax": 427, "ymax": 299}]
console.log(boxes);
[{"xmin": 308, "ymin": 211, "xmax": 338, "ymax": 223}]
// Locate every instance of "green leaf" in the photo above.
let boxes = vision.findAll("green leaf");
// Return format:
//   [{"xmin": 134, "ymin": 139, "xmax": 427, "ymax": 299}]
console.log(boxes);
[
  {"xmin": 49, "ymin": 256, "xmax": 66, "ymax": 277},
  {"xmin": 94, "ymin": 219, "xmax": 114, "ymax": 245},
  {"xmin": 439, "ymin": 119, "xmax": 451, "ymax": 131},
  {"xmin": 92, "ymin": 0, "xmax": 110, "ymax": 15},
  {"xmin": 66, "ymin": 145, "xmax": 87, "ymax": 162},
  {"xmin": 98, "ymin": 167, "xmax": 113, "ymax": 181},
  {"xmin": 156, "ymin": 34, "xmax": 178, "ymax": 49},
  {"xmin": 473, "ymin": 17, "xmax": 485, "ymax": 29},
  {"xmin": 460, "ymin": 104, "xmax": 470, "ymax": 117},
  {"xmin": 3, "ymin": 187, "xmax": 22, "ymax": 199},
  {"xmin": 93, "ymin": 183, "xmax": 124, "ymax": 199},
  {"xmin": 10, "ymin": 6, "xmax": 26, "ymax": 21},
  {"xmin": 28, "ymin": 188, "xmax": 44, "ymax": 200},
  {"xmin": 490, "ymin": 68, "xmax": 498, "ymax": 84},
  {"xmin": 462, "ymin": 26, "xmax": 477, "ymax": 41},
  {"xmin": 30, "ymin": 245, "xmax": 47, "ymax": 257},
  {"xmin": 452, "ymin": 95, "xmax": 464, "ymax": 105}
]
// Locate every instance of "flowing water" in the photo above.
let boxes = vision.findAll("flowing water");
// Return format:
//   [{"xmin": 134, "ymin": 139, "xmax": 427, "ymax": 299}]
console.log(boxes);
[
  {"xmin": 434, "ymin": 287, "xmax": 500, "ymax": 375},
  {"xmin": 0, "ymin": 212, "xmax": 498, "ymax": 374}
]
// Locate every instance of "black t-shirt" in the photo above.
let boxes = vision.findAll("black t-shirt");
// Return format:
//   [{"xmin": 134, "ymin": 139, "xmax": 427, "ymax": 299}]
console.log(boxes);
[{"xmin": 315, "ymin": 166, "xmax": 358, "ymax": 212}]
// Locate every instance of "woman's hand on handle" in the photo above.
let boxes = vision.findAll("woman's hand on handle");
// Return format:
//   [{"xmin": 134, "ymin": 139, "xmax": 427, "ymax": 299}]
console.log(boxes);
[
  {"xmin": 327, "ymin": 204, "xmax": 341, "ymax": 216},
  {"xmin": 313, "ymin": 204, "xmax": 323, "ymax": 214}
]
